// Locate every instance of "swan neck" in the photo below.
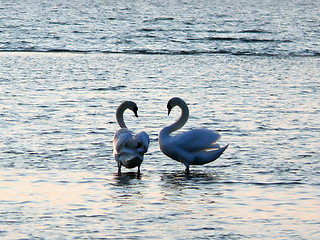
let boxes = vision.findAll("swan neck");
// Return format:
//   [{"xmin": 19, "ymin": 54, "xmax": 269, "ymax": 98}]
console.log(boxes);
[
  {"xmin": 116, "ymin": 103, "xmax": 128, "ymax": 128},
  {"xmin": 167, "ymin": 101, "xmax": 189, "ymax": 134}
]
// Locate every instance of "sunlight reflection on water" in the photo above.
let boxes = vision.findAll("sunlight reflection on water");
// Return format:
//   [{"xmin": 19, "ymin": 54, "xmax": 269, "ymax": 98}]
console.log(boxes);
[
  {"xmin": 1, "ymin": 166, "xmax": 320, "ymax": 239},
  {"xmin": 0, "ymin": 52, "xmax": 319, "ymax": 239}
]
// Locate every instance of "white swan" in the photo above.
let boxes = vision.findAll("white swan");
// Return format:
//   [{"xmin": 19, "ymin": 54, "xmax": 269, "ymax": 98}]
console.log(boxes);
[
  {"xmin": 113, "ymin": 101, "xmax": 149, "ymax": 175},
  {"xmin": 159, "ymin": 97, "xmax": 228, "ymax": 172}
]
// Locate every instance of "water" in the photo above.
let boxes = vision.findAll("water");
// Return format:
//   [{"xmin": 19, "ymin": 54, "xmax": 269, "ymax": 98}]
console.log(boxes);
[
  {"xmin": 1, "ymin": 0, "xmax": 319, "ymax": 56},
  {"xmin": 1, "ymin": 0, "xmax": 320, "ymax": 239}
]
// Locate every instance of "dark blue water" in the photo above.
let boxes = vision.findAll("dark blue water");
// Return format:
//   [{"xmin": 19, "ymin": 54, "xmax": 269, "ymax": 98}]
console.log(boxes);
[
  {"xmin": 1, "ymin": 0, "xmax": 320, "ymax": 239},
  {"xmin": 1, "ymin": 0, "xmax": 319, "ymax": 56}
]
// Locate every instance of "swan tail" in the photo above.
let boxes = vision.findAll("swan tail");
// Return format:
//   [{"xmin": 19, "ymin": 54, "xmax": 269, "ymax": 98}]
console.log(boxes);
[
  {"xmin": 193, "ymin": 144, "xmax": 229, "ymax": 165},
  {"xmin": 121, "ymin": 155, "xmax": 143, "ymax": 169}
]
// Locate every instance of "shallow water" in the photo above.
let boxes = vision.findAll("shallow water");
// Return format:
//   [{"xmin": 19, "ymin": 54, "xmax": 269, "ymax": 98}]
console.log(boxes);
[
  {"xmin": 1, "ymin": 52, "xmax": 319, "ymax": 239},
  {"xmin": 1, "ymin": 0, "xmax": 320, "ymax": 239}
]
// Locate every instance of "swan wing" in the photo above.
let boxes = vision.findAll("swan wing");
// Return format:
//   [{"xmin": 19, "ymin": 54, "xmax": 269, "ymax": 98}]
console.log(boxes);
[
  {"xmin": 173, "ymin": 128, "xmax": 221, "ymax": 152},
  {"xmin": 113, "ymin": 129, "xmax": 136, "ymax": 154},
  {"xmin": 135, "ymin": 131, "xmax": 150, "ymax": 155}
]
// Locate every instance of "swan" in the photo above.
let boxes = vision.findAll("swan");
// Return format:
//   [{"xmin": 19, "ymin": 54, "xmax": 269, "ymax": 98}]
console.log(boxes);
[
  {"xmin": 159, "ymin": 97, "xmax": 228, "ymax": 173},
  {"xmin": 113, "ymin": 101, "xmax": 149, "ymax": 175}
]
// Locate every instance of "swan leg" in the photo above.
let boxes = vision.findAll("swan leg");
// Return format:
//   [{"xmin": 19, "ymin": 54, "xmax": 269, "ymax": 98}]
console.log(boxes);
[
  {"xmin": 117, "ymin": 163, "xmax": 122, "ymax": 175},
  {"xmin": 184, "ymin": 162, "xmax": 190, "ymax": 173},
  {"xmin": 137, "ymin": 165, "xmax": 141, "ymax": 175}
]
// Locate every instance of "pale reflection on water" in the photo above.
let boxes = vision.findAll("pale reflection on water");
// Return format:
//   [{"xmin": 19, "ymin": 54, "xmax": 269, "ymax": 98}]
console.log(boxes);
[{"xmin": 1, "ymin": 165, "xmax": 319, "ymax": 239}]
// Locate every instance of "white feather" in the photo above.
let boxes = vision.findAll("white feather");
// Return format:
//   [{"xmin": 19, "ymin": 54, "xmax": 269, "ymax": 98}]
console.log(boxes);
[
  {"xmin": 113, "ymin": 101, "xmax": 149, "ymax": 174},
  {"xmin": 159, "ymin": 97, "xmax": 228, "ymax": 172}
]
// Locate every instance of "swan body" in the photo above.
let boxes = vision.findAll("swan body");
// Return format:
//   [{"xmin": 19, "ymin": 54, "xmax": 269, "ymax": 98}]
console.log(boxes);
[
  {"xmin": 159, "ymin": 97, "xmax": 228, "ymax": 172},
  {"xmin": 113, "ymin": 101, "xmax": 149, "ymax": 174}
]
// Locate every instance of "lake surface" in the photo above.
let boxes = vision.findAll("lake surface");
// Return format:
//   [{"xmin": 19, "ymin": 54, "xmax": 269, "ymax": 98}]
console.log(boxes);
[{"xmin": 1, "ymin": 0, "xmax": 320, "ymax": 239}]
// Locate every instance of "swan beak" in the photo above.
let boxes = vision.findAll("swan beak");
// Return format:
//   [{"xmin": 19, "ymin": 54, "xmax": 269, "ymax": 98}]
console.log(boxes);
[
  {"xmin": 167, "ymin": 107, "xmax": 172, "ymax": 115},
  {"xmin": 133, "ymin": 106, "xmax": 139, "ymax": 118}
]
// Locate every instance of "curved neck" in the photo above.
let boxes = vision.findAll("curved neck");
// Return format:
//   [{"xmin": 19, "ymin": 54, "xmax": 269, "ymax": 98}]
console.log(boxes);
[
  {"xmin": 116, "ymin": 103, "xmax": 129, "ymax": 128},
  {"xmin": 165, "ymin": 100, "xmax": 189, "ymax": 134}
]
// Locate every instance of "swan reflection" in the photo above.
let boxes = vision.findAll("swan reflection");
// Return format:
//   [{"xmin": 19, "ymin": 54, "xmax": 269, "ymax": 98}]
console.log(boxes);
[
  {"xmin": 161, "ymin": 170, "xmax": 220, "ymax": 187},
  {"xmin": 112, "ymin": 172, "xmax": 142, "ymax": 186}
]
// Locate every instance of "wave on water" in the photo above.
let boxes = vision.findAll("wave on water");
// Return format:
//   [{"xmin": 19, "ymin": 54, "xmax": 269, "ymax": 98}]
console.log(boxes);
[
  {"xmin": 1, "ymin": 48, "xmax": 319, "ymax": 57},
  {"xmin": 91, "ymin": 85, "xmax": 126, "ymax": 91},
  {"xmin": 187, "ymin": 36, "xmax": 292, "ymax": 43}
]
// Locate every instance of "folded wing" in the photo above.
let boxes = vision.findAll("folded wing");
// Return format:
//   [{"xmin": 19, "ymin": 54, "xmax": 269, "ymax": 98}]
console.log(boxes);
[
  {"xmin": 113, "ymin": 129, "xmax": 136, "ymax": 154},
  {"xmin": 173, "ymin": 128, "xmax": 221, "ymax": 153},
  {"xmin": 135, "ymin": 131, "xmax": 150, "ymax": 155}
]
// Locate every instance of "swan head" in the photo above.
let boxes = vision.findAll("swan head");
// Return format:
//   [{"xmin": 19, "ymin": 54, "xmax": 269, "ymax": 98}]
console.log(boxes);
[
  {"xmin": 167, "ymin": 97, "xmax": 186, "ymax": 115},
  {"xmin": 128, "ymin": 101, "xmax": 139, "ymax": 118},
  {"xmin": 116, "ymin": 101, "xmax": 139, "ymax": 129},
  {"xmin": 118, "ymin": 101, "xmax": 139, "ymax": 117}
]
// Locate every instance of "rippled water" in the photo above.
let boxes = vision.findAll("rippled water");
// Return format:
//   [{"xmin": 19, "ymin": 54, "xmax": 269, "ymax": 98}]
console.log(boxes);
[
  {"xmin": 1, "ymin": 0, "xmax": 319, "ymax": 56},
  {"xmin": 1, "ymin": 0, "xmax": 320, "ymax": 239},
  {"xmin": 1, "ymin": 52, "xmax": 319, "ymax": 239}
]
